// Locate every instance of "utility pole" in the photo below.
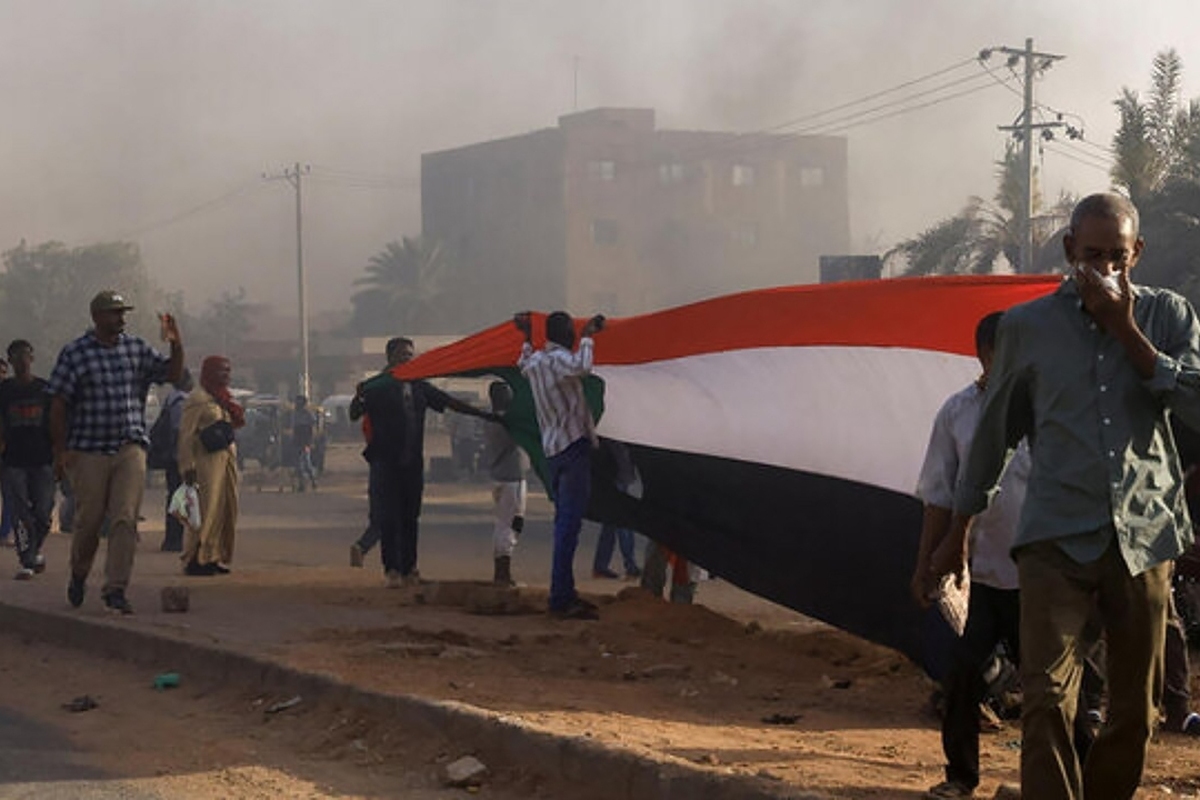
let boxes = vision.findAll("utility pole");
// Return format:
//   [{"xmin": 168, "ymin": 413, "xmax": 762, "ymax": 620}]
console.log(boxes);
[
  {"xmin": 264, "ymin": 163, "xmax": 312, "ymax": 398},
  {"xmin": 985, "ymin": 39, "xmax": 1065, "ymax": 272}
]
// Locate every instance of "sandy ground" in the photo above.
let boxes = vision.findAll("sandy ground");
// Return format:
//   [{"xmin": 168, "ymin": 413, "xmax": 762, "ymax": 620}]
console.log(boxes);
[
  {"xmin": 0, "ymin": 634, "xmax": 535, "ymax": 799},
  {"xmin": 3, "ymin": 441, "xmax": 1199, "ymax": 798}
]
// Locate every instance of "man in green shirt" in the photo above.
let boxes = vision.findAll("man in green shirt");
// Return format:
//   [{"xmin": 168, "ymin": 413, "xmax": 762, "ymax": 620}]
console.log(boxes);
[{"xmin": 930, "ymin": 193, "xmax": 1200, "ymax": 799}]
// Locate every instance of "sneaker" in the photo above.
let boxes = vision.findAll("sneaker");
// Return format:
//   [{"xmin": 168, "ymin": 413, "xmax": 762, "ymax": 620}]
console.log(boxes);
[
  {"xmin": 385, "ymin": 569, "xmax": 403, "ymax": 589},
  {"xmin": 14, "ymin": 567, "xmax": 34, "ymax": 581},
  {"xmin": 1181, "ymin": 712, "xmax": 1200, "ymax": 736},
  {"xmin": 67, "ymin": 575, "xmax": 86, "ymax": 608},
  {"xmin": 400, "ymin": 569, "xmax": 422, "ymax": 588},
  {"xmin": 592, "ymin": 568, "xmax": 620, "ymax": 579},
  {"xmin": 350, "ymin": 543, "xmax": 364, "ymax": 568},
  {"xmin": 33, "ymin": 554, "xmax": 46, "ymax": 574},
  {"xmin": 624, "ymin": 566, "xmax": 642, "ymax": 579},
  {"xmin": 923, "ymin": 781, "xmax": 974, "ymax": 799},
  {"xmin": 102, "ymin": 590, "xmax": 134, "ymax": 616},
  {"xmin": 210, "ymin": 563, "xmax": 230, "ymax": 575}
]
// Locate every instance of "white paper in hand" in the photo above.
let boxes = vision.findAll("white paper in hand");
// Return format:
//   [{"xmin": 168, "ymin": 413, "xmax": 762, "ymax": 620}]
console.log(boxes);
[
  {"xmin": 168, "ymin": 484, "xmax": 202, "ymax": 531},
  {"xmin": 935, "ymin": 565, "xmax": 970, "ymax": 637}
]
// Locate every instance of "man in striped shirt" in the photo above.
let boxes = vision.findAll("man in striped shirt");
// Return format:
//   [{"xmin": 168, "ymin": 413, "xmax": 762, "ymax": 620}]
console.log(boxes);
[{"xmin": 516, "ymin": 310, "xmax": 604, "ymax": 620}]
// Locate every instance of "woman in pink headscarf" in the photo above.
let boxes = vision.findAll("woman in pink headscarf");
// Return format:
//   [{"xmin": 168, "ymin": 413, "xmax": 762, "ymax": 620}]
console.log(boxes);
[{"xmin": 177, "ymin": 356, "xmax": 244, "ymax": 576}]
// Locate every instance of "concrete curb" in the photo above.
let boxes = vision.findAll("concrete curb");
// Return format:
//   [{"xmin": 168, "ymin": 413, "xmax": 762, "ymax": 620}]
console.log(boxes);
[{"xmin": 0, "ymin": 601, "xmax": 823, "ymax": 800}]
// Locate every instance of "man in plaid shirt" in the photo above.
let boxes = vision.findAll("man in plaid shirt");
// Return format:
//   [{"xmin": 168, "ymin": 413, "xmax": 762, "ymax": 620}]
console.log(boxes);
[{"xmin": 48, "ymin": 290, "xmax": 183, "ymax": 615}]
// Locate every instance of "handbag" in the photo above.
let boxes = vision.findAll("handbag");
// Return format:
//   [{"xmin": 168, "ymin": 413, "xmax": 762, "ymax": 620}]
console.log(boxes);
[
  {"xmin": 199, "ymin": 419, "xmax": 236, "ymax": 453},
  {"xmin": 168, "ymin": 483, "xmax": 202, "ymax": 530}
]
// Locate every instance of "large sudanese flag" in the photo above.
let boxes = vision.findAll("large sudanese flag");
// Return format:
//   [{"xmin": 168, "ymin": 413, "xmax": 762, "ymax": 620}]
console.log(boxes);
[{"xmin": 393, "ymin": 275, "xmax": 1061, "ymax": 674}]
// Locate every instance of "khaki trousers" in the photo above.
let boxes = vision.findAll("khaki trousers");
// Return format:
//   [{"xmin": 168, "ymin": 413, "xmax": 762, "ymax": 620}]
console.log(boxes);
[
  {"xmin": 1018, "ymin": 540, "xmax": 1169, "ymax": 800},
  {"xmin": 67, "ymin": 444, "xmax": 146, "ymax": 595}
]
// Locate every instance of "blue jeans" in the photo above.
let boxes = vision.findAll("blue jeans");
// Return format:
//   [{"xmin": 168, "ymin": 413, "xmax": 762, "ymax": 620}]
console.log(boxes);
[
  {"xmin": 593, "ymin": 524, "xmax": 637, "ymax": 574},
  {"xmin": 3, "ymin": 465, "xmax": 55, "ymax": 569},
  {"xmin": 546, "ymin": 438, "xmax": 591, "ymax": 611}
]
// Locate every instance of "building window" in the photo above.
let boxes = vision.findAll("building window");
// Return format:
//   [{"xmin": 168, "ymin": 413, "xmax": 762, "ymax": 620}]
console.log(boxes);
[
  {"xmin": 658, "ymin": 162, "xmax": 685, "ymax": 185},
  {"xmin": 731, "ymin": 222, "xmax": 759, "ymax": 248},
  {"xmin": 799, "ymin": 166, "xmax": 825, "ymax": 187},
  {"xmin": 591, "ymin": 219, "xmax": 619, "ymax": 246},
  {"xmin": 732, "ymin": 164, "xmax": 755, "ymax": 187},
  {"xmin": 587, "ymin": 159, "xmax": 617, "ymax": 182}
]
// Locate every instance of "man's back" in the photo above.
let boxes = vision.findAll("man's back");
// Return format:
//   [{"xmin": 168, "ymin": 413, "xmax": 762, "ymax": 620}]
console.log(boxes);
[{"xmin": 519, "ymin": 341, "xmax": 594, "ymax": 457}]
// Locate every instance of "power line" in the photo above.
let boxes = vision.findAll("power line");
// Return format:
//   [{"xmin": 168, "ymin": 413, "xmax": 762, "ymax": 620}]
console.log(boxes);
[
  {"xmin": 117, "ymin": 180, "xmax": 263, "ymax": 239},
  {"xmin": 308, "ymin": 164, "xmax": 418, "ymax": 187},
  {"xmin": 792, "ymin": 72, "xmax": 998, "ymax": 136},
  {"xmin": 647, "ymin": 55, "xmax": 984, "ymax": 166},
  {"xmin": 1053, "ymin": 139, "xmax": 1112, "ymax": 167},
  {"xmin": 759, "ymin": 56, "xmax": 981, "ymax": 133},
  {"xmin": 1043, "ymin": 143, "xmax": 1111, "ymax": 173},
  {"xmin": 307, "ymin": 175, "xmax": 417, "ymax": 192},
  {"xmin": 804, "ymin": 79, "xmax": 1006, "ymax": 136}
]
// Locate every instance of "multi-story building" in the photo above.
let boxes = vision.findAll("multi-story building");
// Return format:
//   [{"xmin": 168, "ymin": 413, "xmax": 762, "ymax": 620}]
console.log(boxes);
[{"xmin": 422, "ymin": 107, "xmax": 849, "ymax": 326}]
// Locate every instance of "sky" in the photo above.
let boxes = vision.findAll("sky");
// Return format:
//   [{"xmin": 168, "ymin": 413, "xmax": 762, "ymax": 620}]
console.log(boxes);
[{"xmin": 1, "ymin": 0, "xmax": 1199, "ymax": 319}]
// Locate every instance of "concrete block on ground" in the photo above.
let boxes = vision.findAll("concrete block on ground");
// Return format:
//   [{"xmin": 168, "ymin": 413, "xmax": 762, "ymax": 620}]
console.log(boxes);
[{"xmin": 443, "ymin": 754, "xmax": 488, "ymax": 787}]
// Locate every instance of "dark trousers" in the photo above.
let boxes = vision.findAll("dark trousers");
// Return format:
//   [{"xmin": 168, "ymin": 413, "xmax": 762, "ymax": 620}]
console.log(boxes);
[
  {"xmin": 371, "ymin": 460, "xmax": 423, "ymax": 576},
  {"xmin": 944, "ymin": 582, "xmax": 1096, "ymax": 790},
  {"xmin": 355, "ymin": 522, "xmax": 381, "ymax": 554},
  {"xmin": 594, "ymin": 524, "xmax": 637, "ymax": 574},
  {"xmin": 547, "ymin": 438, "xmax": 591, "ymax": 611},
  {"xmin": 3, "ymin": 465, "xmax": 55, "ymax": 569},
  {"xmin": 942, "ymin": 584, "xmax": 1021, "ymax": 790},
  {"xmin": 162, "ymin": 462, "xmax": 183, "ymax": 551},
  {"xmin": 1164, "ymin": 586, "xmax": 1193, "ymax": 727},
  {"xmin": 1018, "ymin": 541, "xmax": 1169, "ymax": 800}
]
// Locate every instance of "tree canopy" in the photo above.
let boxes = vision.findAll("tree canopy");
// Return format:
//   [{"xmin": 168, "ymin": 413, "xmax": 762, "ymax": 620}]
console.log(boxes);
[
  {"xmin": 1110, "ymin": 49, "xmax": 1200, "ymax": 308},
  {"xmin": 347, "ymin": 236, "xmax": 455, "ymax": 335},
  {"xmin": 0, "ymin": 240, "xmax": 159, "ymax": 358},
  {"xmin": 886, "ymin": 145, "xmax": 1070, "ymax": 276}
]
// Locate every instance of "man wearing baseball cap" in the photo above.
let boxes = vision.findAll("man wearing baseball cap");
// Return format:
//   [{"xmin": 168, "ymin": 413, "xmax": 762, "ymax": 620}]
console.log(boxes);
[{"xmin": 48, "ymin": 290, "xmax": 184, "ymax": 614}]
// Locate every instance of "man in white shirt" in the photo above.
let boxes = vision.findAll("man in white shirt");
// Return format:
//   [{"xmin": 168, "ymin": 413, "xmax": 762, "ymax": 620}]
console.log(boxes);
[
  {"xmin": 515, "ymin": 310, "xmax": 605, "ymax": 620},
  {"xmin": 912, "ymin": 312, "xmax": 1026, "ymax": 799}
]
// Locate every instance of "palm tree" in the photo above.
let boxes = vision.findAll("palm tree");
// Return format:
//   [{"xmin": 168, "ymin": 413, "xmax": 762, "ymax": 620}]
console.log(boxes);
[
  {"xmin": 1111, "ymin": 50, "xmax": 1200, "ymax": 204},
  {"xmin": 351, "ymin": 237, "xmax": 450, "ymax": 333},
  {"xmin": 887, "ymin": 145, "xmax": 1067, "ymax": 276},
  {"xmin": 1110, "ymin": 49, "xmax": 1200, "ymax": 308}
]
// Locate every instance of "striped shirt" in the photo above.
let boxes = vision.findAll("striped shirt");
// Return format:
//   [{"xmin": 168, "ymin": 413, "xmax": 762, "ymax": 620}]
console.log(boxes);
[
  {"xmin": 519, "ymin": 338, "xmax": 595, "ymax": 457},
  {"xmin": 48, "ymin": 331, "xmax": 171, "ymax": 454}
]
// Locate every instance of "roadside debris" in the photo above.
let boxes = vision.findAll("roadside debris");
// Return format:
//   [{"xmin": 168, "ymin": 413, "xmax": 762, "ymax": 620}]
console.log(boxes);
[
  {"xmin": 443, "ymin": 755, "xmax": 488, "ymax": 787},
  {"xmin": 62, "ymin": 695, "xmax": 98, "ymax": 713},
  {"xmin": 265, "ymin": 695, "xmax": 303, "ymax": 714}
]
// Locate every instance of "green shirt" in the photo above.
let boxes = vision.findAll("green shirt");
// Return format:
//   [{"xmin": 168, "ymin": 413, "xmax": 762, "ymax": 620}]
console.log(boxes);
[{"xmin": 954, "ymin": 278, "xmax": 1200, "ymax": 575}]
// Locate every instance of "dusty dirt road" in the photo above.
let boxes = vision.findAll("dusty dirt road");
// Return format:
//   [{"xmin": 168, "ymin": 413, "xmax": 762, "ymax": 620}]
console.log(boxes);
[{"xmin": 0, "ymin": 632, "xmax": 538, "ymax": 799}]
